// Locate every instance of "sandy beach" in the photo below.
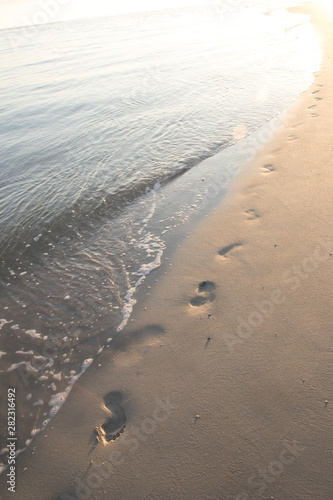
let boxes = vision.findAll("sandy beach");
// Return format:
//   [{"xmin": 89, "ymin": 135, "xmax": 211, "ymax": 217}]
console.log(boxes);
[{"xmin": 1, "ymin": 2, "xmax": 333, "ymax": 499}]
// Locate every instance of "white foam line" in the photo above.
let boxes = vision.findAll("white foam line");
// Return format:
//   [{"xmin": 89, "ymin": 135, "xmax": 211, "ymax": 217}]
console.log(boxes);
[
  {"xmin": 0, "ymin": 319, "xmax": 12, "ymax": 329},
  {"xmin": 25, "ymin": 329, "xmax": 42, "ymax": 339},
  {"xmin": 7, "ymin": 362, "xmax": 39, "ymax": 375},
  {"xmin": 0, "ymin": 356, "xmax": 95, "ymax": 478},
  {"xmin": 47, "ymin": 358, "xmax": 93, "ymax": 421},
  {"xmin": 138, "ymin": 181, "xmax": 160, "ymax": 235},
  {"xmin": 116, "ymin": 182, "xmax": 166, "ymax": 332},
  {"xmin": 117, "ymin": 246, "xmax": 164, "ymax": 333}
]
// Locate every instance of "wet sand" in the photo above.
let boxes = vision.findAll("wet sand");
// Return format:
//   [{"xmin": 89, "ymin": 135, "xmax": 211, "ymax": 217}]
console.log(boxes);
[{"xmin": 1, "ymin": 3, "xmax": 333, "ymax": 499}]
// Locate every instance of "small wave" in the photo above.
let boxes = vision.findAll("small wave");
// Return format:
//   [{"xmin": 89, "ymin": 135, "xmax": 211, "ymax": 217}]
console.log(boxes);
[{"xmin": 0, "ymin": 141, "xmax": 231, "ymax": 276}]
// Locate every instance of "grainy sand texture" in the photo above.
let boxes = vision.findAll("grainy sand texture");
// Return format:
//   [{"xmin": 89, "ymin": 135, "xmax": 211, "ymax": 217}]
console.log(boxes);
[{"xmin": 1, "ymin": 3, "xmax": 333, "ymax": 500}]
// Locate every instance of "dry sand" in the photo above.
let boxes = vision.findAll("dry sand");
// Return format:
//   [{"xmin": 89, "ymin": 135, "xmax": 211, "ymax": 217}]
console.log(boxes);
[{"xmin": 1, "ymin": 3, "xmax": 333, "ymax": 499}]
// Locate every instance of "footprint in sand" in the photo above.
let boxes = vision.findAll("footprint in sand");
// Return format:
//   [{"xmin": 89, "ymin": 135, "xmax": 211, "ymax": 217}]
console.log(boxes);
[
  {"xmin": 287, "ymin": 134, "xmax": 298, "ymax": 142},
  {"xmin": 308, "ymin": 104, "xmax": 317, "ymax": 109},
  {"xmin": 101, "ymin": 391, "xmax": 127, "ymax": 442},
  {"xmin": 190, "ymin": 296, "xmax": 209, "ymax": 307},
  {"xmin": 190, "ymin": 281, "xmax": 216, "ymax": 307},
  {"xmin": 245, "ymin": 209, "xmax": 259, "ymax": 221},
  {"xmin": 262, "ymin": 163, "xmax": 275, "ymax": 173},
  {"xmin": 218, "ymin": 242, "xmax": 242, "ymax": 257}
]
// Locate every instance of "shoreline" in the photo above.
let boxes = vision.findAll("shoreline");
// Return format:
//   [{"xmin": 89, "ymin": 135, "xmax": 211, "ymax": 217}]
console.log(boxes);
[
  {"xmin": 1, "ymin": 2, "xmax": 333, "ymax": 499},
  {"xmin": 0, "ymin": 0, "xmax": 321, "ymax": 471}
]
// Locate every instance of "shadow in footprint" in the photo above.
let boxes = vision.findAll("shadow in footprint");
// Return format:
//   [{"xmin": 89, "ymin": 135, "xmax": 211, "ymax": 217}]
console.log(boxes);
[
  {"xmin": 245, "ymin": 209, "xmax": 259, "ymax": 221},
  {"xmin": 198, "ymin": 280, "xmax": 216, "ymax": 293},
  {"xmin": 205, "ymin": 337, "xmax": 212, "ymax": 350},
  {"xmin": 102, "ymin": 391, "xmax": 127, "ymax": 442},
  {"xmin": 190, "ymin": 293, "xmax": 216, "ymax": 307},
  {"xmin": 190, "ymin": 281, "xmax": 216, "ymax": 307},
  {"xmin": 190, "ymin": 296, "xmax": 207, "ymax": 307},
  {"xmin": 263, "ymin": 164, "xmax": 275, "ymax": 173},
  {"xmin": 218, "ymin": 242, "xmax": 242, "ymax": 257}
]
